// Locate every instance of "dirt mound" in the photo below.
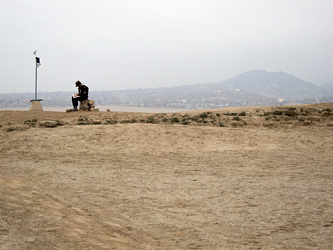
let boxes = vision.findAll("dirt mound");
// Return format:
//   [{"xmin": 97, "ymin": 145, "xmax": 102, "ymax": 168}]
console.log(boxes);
[{"xmin": 1, "ymin": 103, "xmax": 333, "ymax": 132}]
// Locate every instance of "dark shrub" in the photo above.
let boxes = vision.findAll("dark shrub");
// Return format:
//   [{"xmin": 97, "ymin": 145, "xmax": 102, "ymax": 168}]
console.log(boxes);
[
  {"xmin": 146, "ymin": 116, "xmax": 157, "ymax": 123},
  {"xmin": 273, "ymin": 111, "xmax": 283, "ymax": 115},
  {"xmin": 171, "ymin": 117, "xmax": 180, "ymax": 123},
  {"xmin": 199, "ymin": 112, "xmax": 208, "ymax": 119}
]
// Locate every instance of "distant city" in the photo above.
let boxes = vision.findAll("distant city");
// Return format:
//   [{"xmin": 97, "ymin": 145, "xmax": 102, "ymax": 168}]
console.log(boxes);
[{"xmin": 1, "ymin": 70, "xmax": 333, "ymax": 109}]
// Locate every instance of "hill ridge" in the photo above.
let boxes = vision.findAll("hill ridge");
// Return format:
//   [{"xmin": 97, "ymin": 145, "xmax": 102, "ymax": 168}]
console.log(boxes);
[{"xmin": 1, "ymin": 70, "xmax": 332, "ymax": 109}]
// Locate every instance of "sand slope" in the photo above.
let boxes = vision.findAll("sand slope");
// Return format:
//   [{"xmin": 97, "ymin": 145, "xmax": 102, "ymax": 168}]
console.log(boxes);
[{"xmin": 1, "ymin": 104, "xmax": 333, "ymax": 249}]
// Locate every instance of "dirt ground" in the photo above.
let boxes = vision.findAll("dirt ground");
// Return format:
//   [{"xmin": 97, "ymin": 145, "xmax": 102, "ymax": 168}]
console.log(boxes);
[{"xmin": 1, "ymin": 104, "xmax": 333, "ymax": 249}]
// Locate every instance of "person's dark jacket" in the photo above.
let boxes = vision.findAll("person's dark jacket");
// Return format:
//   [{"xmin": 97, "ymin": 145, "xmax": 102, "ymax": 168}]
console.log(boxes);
[{"xmin": 78, "ymin": 85, "xmax": 89, "ymax": 100}]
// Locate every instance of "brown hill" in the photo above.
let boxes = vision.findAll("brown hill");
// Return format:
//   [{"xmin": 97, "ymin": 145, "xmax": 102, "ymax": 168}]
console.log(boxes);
[{"xmin": 1, "ymin": 103, "xmax": 332, "ymax": 249}]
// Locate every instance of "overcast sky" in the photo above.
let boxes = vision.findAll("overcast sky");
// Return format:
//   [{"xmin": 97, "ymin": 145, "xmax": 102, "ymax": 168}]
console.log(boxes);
[{"xmin": 1, "ymin": 0, "xmax": 332, "ymax": 93}]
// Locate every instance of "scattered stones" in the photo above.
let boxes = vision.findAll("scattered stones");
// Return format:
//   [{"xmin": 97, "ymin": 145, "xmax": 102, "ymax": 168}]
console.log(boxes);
[
  {"xmin": 3, "ymin": 104, "xmax": 333, "ymax": 131},
  {"xmin": 39, "ymin": 120, "xmax": 57, "ymax": 127},
  {"xmin": 24, "ymin": 119, "xmax": 39, "ymax": 127},
  {"xmin": 77, "ymin": 116, "xmax": 91, "ymax": 125},
  {"xmin": 3, "ymin": 124, "xmax": 28, "ymax": 132}
]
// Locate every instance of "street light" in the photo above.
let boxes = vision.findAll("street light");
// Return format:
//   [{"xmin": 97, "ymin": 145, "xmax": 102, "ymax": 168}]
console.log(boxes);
[
  {"xmin": 30, "ymin": 51, "xmax": 43, "ymax": 111},
  {"xmin": 33, "ymin": 51, "xmax": 41, "ymax": 100}
]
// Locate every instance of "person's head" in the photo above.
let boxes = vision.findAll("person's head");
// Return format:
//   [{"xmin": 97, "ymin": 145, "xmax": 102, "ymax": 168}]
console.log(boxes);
[{"xmin": 75, "ymin": 80, "xmax": 82, "ymax": 87}]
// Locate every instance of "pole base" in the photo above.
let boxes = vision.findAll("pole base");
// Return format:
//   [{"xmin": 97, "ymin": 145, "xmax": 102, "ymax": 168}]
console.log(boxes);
[{"xmin": 29, "ymin": 100, "xmax": 43, "ymax": 111}]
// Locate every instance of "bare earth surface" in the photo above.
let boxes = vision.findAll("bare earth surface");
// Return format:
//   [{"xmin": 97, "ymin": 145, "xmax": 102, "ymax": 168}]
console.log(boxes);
[{"xmin": 1, "ymin": 104, "xmax": 333, "ymax": 249}]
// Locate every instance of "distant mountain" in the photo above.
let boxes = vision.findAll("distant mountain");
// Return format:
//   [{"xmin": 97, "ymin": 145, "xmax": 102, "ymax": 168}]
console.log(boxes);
[
  {"xmin": 1, "ymin": 70, "xmax": 332, "ymax": 109},
  {"xmin": 215, "ymin": 70, "xmax": 324, "ymax": 100},
  {"xmin": 320, "ymin": 82, "xmax": 333, "ymax": 96}
]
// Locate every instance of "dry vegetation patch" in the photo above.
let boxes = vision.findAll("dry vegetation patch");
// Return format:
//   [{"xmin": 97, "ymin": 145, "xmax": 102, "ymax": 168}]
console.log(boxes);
[{"xmin": 1, "ymin": 103, "xmax": 333, "ymax": 132}]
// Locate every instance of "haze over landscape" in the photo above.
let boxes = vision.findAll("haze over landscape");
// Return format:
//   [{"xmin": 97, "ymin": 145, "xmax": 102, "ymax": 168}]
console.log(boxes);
[
  {"xmin": 1, "ymin": 70, "xmax": 333, "ymax": 110},
  {"xmin": 1, "ymin": 1, "xmax": 333, "ymax": 249},
  {"xmin": 1, "ymin": 0, "xmax": 333, "ymax": 94}
]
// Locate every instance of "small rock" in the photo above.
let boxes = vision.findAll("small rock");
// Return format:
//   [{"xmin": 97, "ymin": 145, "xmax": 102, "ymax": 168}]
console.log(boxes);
[
  {"xmin": 44, "ymin": 121, "xmax": 58, "ymax": 127},
  {"xmin": 321, "ymin": 111, "xmax": 331, "ymax": 117},
  {"xmin": 273, "ymin": 111, "xmax": 283, "ymax": 115},
  {"xmin": 284, "ymin": 110, "xmax": 298, "ymax": 116},
  {"xmin": 303, "ymin": 121, "xmax": 312, "ymax": 126},
  {"xmin": 56, "ymin": 120, "xmax": 66, "ymax": 126},
  {"xmin": 263, "ymin": 122, "xmax": 277, "ymax": 128},
  {"xmin": 92, "ymin": 120, "xmax": 102, "ymax": 125},
  {"xmin": 78, "ymin": 116, "xmax": 88, "ymax": 121}
]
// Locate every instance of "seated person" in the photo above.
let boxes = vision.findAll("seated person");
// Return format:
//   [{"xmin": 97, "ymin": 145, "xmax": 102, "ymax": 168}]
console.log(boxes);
[{"xmin": 72, "ymin": 80, "xmax": 89, "ymax": 110}]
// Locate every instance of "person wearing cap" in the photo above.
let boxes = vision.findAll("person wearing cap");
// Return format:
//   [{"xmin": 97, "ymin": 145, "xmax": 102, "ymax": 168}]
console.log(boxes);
[{"xmin": 72, "ymin": 80, "xmax": 89, "ymax": 111}]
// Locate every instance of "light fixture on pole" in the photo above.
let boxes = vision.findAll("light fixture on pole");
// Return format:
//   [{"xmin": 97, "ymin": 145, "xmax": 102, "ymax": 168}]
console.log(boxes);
[{"xmin": 30, "ymin": 51, "xmax": 43, "ymax": 111}]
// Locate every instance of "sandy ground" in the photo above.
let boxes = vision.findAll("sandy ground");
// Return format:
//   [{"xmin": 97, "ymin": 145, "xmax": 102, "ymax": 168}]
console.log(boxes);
[{"xmin": 1, "ymin": 104, "xmax": 333, "ymax": 249}]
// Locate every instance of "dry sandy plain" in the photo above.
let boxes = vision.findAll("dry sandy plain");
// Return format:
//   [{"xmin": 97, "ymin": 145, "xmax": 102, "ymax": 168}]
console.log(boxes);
[{"xmin": 1, "ymin": 103, "xmax": 333, "ymax": 249}]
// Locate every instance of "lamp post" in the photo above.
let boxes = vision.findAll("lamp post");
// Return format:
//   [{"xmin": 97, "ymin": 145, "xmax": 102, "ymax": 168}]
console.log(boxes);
[
  {"xmin": 33, "ymin": 51, "xmax": 41, "ymax": 100},
  {"xmin": 30, "ymin": 51, "xmax": 43, "ymax": 111}
]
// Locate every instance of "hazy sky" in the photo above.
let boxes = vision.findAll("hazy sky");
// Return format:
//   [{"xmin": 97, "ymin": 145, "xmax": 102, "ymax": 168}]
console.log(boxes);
[{"xmin": 1, "ymin": 0, "xmax": 332, "ymax": 93}]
